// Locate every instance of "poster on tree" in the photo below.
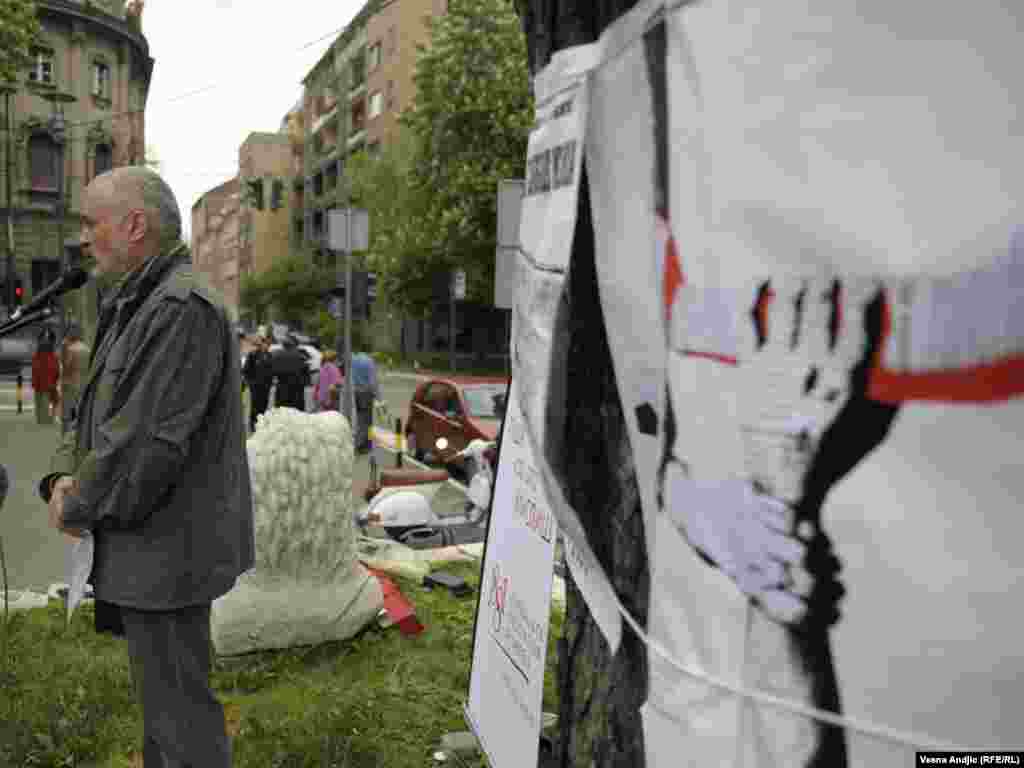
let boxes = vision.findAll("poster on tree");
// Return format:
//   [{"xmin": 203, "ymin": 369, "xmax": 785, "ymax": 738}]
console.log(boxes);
[
  {"xmin": 581, "ymin": 0, "xmax": 1024, "ymax": 766},
  {"xmin": 467, "ymin": 379, "xmax": 558, "ymax": 768}
]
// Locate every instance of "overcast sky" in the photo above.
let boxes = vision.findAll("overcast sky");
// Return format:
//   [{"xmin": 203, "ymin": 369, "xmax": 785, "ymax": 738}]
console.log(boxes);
[{"xmin": 142, "ymin": 0, "xmax": 367, "ymax": 239}]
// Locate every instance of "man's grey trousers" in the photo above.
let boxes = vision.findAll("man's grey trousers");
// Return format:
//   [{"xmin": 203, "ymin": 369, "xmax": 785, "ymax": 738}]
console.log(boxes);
[{"xmin": 122, "ymin": 603, "xmax": 231, "ymax": 768}]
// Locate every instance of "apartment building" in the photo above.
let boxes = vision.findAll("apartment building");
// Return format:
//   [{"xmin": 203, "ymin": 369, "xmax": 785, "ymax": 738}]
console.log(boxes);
[
  {"xmin": 1, "ymin": 0, "xmax": 152, "ymax": 338},
  {"xmin": 297, "ymin": 0, "xmax": 447, "ymax": 252},
  {"xmin": 190, "ymin": 177, "xmax": 240, "ymax": 320},
  {"xmin": 288, "ymin": 0, "xmax": 448, "ymax": 354}
]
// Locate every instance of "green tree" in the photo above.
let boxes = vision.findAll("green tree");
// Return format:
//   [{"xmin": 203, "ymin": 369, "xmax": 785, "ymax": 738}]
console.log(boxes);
[
  {"xmin": 0, "ymin": 0, "xmax": 41, "ymax": 85},
  {"xmin": 239, "ymin": 249, "xmax": 333, "ymax": 331},
  {"xmin": 397, "ymin": 0, "xmax": 533, "ymax": 311},
  {"xmin": 344, "ymin": 136, "xmax": 437, "ymax": 317}
]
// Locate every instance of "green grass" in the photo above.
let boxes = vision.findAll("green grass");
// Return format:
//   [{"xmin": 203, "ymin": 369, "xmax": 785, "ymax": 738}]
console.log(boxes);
[{"xmin": 0, "ymin": 561, "xmax": 565, "ymax": 767}]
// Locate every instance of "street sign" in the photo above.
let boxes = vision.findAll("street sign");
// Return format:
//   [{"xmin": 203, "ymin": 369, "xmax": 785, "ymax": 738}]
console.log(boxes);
[
  {"xmin": 495, "ymin": 179, "xmax": 524, "ymax": 309},
  {"xmin": 328, "ymin": 208, "xmax": 369, "ymax": 252},
  {"xmin": 453, "ymin": 269, "xmax": 467, "ymax": 300}
]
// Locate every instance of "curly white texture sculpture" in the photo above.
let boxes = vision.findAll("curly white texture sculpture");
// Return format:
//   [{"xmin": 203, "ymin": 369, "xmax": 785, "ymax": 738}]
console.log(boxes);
[{"xmin": 211, "ymin": 407, "xmax": 383, "ymax": 655}]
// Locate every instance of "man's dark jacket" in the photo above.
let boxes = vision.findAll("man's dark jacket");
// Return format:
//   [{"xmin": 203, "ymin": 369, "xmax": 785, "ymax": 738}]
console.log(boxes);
[
  {"xmin": 243, "ymin": 348, "xmax": 274, "ymax": 395},
  {"xmin": 272, "ymin": 346, "xmax": 309, "ymax": 410},
  {"xmin": 40, "ymin": 243, "xmax": 255, "ymax": 611}
]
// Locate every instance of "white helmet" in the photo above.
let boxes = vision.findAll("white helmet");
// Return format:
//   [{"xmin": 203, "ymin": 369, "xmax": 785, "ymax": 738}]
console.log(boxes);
[{"xmin": 369, "ymin": 490, "xmax": 433, "ymax": 527}]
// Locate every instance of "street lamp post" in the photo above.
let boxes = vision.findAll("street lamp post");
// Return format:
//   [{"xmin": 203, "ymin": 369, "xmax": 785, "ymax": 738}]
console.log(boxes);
[
  {"xmin": 1, "ymin": 84, "xmax": 16, "ymax": 315},
  {"xmin": 42, "ymin": 90, "xmax": 77, "ymax": 329}
]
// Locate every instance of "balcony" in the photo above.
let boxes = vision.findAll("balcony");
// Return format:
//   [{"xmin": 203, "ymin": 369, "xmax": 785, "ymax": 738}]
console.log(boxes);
[
  {"xmin": 346, "ymin": 130, "xmax": 366, "ymax": 150},
  {"xmin": 311, "ymin": 105, "xmax": 338, "ymax": 135}
]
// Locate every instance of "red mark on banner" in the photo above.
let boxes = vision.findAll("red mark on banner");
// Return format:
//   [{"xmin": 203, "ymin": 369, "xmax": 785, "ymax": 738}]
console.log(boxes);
[
  {"xmin": 660, "ymin": 213, "xmax": 685, "ymax": 326},
  {"xmin": 868, "ymin": 294, "xmax": 1024, "ymax": 404},
  {"xmin": 752, "ymin": 281, "xmax": 775, "ymax": 349}
]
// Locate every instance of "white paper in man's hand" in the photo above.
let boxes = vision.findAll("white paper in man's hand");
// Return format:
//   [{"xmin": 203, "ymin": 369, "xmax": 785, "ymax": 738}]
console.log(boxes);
[{"xmin": 66, "ymin": 533, "xmax": 94, "ymax": 626}]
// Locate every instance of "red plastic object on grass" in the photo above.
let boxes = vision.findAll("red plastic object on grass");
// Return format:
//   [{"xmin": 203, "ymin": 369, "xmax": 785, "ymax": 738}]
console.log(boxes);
[{"xmin": 367, "ymin": 568, "xmax": 425, "ymax": 636}]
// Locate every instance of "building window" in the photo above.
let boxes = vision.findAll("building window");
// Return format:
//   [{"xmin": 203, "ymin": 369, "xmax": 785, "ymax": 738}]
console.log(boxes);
[
  {"xmin": 94, "ymin": 143, "xmax": 113, "ymax": 178},
  {"xmin": 92, "ymin": 61, "xmax": 111, "ymax": 99},
  {"xmin": 28, "ymin": 49, "xmax": 54, "ymax": 85},
  {"xmin": 28, "ymin": 133, "xmax": 59, "ymax": 190},
  {"xmin": 368, "ymin": 90, "xmax": 383, "ymax": 119},
  {"xmin": 368, "ymin": 42, "xmax": 382, "ymax": 71}
]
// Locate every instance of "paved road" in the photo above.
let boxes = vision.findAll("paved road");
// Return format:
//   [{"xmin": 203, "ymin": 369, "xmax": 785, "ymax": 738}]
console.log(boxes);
[{"xmin": 0, "ymin": 372, "xmax": 422, "ymax": 593}]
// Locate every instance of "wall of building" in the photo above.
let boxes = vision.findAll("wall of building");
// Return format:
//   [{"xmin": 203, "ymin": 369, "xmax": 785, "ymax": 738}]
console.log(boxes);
[
  {"xmin": 0, "ymin": 0, "xmax": 151, "ymax": 341},
  {"xmin": 238, "ymin": 132, "xmax": 292, "ymax": 279},
  {"xmin": 365, "ymin": 0, "xmax": 445, "ymax": 151},
  {"xmin": 190, "ymin": 177, "xmax": 240, "ymax": 321}
]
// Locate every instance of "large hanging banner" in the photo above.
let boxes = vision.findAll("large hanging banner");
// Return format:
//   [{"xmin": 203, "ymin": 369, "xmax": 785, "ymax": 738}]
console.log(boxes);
[{"xmin": 586, "ymin": 1, "xmax": 1024, "ymax": 766}]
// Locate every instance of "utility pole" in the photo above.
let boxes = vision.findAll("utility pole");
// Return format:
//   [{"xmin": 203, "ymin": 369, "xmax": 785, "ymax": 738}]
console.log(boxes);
[
  {"xmin": 2, "ymin": 84, "xmax": 16, "ymax": 314},
  {"xmin": 328, "ymin": 207, "xmax": 368, "ymax": 428},
  {"xmin": 43, "ymin": 90, "xmax": 77, "ymax": 331}
]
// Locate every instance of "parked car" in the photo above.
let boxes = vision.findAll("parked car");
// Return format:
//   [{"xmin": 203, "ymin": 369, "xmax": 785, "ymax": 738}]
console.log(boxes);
[{"xmin": 404, "ymin": 378, "xmax": 507, "ymax": 469}]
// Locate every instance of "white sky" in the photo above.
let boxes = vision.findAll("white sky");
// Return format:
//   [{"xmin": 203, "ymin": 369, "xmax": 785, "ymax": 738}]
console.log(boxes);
[{"xmin": 142, "ymin": 0, "xmax": 367, "ymax": 240}]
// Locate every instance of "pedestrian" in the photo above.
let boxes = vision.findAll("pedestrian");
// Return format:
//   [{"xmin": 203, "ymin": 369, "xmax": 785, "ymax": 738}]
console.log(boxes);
[
  {"xmin": 31, "ymin": 327, "xmax": 60, "ymax": 425},
  {"xmin": 243, "ymin": 332, "xmax": 274, "ymax": 432},
  {"xmin": 313, "ymin": 348, "xmax": 343, "ymax": 412},
  {"xmin": 39, "ymin": 166, "xmax": 254, "ymax": 768},
  {"xmin": 59, "ymin": 322, "xmax": 91, "ymax": 434},
  {"xmin": 271, "ymin": 334, "xmax": 310, "ymax": 411},
  {"xmin": 351, "ymin": 351, "xmax": 381, "ymax": 453}
]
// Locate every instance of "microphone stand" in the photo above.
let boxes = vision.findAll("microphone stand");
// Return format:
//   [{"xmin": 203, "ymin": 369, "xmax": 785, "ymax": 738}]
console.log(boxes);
[{"xmin": 0, "ymin": 305, "xmax": 56, "ymax": 340}]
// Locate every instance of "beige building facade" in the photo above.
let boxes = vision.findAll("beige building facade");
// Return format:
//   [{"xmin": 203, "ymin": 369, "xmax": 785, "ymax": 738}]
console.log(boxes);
[
  {"xmin": 190, "ymin": 177, "xmax": 240, "ymax": 320},
  {"xmin": 1, "ymin": 0, "xmax": 151, "ymax": 337},
  {"xmin": 238, "ymin": 132, "xmax": 292, "ymax": 280}
]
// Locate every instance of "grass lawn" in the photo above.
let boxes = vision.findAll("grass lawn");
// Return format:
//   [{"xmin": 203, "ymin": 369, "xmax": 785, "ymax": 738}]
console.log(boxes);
[{"xmin": 0, "ymin": 560, "xmax": 564, "ymax": 767}]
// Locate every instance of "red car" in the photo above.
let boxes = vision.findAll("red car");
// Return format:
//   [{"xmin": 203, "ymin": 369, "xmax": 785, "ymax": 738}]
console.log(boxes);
[{"xmin": 404, "ymin": 378, "xmax": 507, "ymax": 465}]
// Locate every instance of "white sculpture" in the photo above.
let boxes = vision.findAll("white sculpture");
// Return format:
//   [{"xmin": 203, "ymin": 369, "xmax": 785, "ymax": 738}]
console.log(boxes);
[{"xmin": 211, "ymin": 407, "xmax": 384, "ymax": 656}]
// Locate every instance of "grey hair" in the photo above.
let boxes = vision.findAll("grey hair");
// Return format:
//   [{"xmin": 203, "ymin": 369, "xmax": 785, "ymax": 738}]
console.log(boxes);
[{"xmin": 109, "ymin": 166, "xmax": 182, "ymax": 251}]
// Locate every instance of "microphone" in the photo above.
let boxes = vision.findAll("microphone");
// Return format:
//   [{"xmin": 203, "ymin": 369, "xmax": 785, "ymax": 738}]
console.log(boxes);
[{"xmin": 10, "ymin": 268, "xmax": 91, "ymax": 321}]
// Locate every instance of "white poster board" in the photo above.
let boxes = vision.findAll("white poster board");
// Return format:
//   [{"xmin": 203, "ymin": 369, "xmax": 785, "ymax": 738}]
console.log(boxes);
[{"xmin": 467, "ymin": 379, "xmax": 557, "ymax": 768}]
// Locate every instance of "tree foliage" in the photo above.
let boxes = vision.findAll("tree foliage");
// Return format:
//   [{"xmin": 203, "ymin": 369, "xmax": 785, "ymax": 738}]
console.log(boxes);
[
  {"xmin": 0, "ymin": 0, "xmax": 41, "ymax": 85},
  {"xmin": 392, "ymin": 0, "xmax": 533, "ymax": 313},
  {"xmin": 240, "ymin": 249, "xmax": 333, "ymax": 331},
  {"xmin": 344, "ymin": 136, "xmax": 437, "ymax": 317}
]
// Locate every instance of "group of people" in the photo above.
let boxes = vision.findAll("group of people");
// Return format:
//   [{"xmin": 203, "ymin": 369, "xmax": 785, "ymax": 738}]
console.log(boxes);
[
  {"xmin": 242, "ymin": 330, "xmax": 380, "ymax": 452},
  {"xmin": 30, "ymin": 324, "xmax": 91, "ymax": 431}
]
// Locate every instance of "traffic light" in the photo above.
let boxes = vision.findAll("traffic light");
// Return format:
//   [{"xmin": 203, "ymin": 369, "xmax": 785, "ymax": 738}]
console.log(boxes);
[
  {"xmin": 246, "ymin": 178, "xmax": 264, "ymax": 210},
  {"xmin": 13, "ymin": 279, "xmax": 23, "ymax": 307}
]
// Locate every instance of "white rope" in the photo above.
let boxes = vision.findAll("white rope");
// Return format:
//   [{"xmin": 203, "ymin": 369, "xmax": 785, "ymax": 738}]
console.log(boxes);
[{"xmin": 584, "ymin": 566, "xmax": 970, "ymax": 753}]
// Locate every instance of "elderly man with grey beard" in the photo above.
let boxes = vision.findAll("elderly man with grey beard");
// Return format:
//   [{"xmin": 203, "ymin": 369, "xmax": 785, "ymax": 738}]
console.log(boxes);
[{"xmin": 38, "ymin": 166, "xmax": 255, "ymax": 768}]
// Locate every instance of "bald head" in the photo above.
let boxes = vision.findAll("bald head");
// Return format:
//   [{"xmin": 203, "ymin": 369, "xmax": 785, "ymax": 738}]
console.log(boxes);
[
  {"xmin": 96, "ymin": 167, "xmax": 182, "ymax": 251},
  {"xmin": 83, "ymin": 166, "xmax": 183, "ymax": 275}
]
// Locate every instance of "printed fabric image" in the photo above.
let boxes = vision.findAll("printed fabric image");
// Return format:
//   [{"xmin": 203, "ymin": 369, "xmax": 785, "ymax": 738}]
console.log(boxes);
[{"xmin": 641, "ymin": 16, "xmax": 1024, "ymax": 768}]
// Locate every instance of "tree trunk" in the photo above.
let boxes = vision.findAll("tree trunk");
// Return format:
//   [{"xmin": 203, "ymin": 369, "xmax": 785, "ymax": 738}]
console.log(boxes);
[{"xmin": 514, "ymin": 3, "xmax": 648, "ymax": 767}]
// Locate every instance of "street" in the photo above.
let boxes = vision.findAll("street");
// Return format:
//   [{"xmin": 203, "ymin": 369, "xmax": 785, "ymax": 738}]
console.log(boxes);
[{"xmin": 0, "ymin": 370, "xmax": 422, "ymax": 594}]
